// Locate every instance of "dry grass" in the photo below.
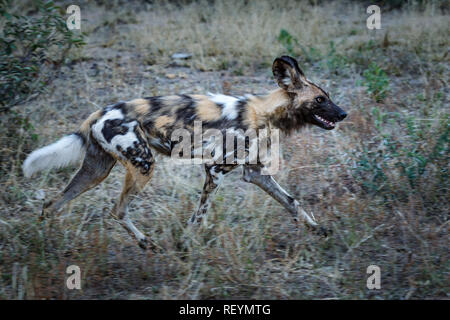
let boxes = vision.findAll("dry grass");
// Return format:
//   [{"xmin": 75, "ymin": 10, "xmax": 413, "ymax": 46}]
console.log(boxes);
[
  {"xmin": 127, "ymin": 0, "xmax": 449, "ymax": 72},
  {"xmin": 0, "ymin": 0, "xmax": 448, "ymax": 299}
]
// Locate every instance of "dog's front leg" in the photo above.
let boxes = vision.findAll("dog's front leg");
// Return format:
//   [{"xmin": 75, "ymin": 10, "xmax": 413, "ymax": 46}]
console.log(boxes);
[
  {"xmin": 243, "ymin": 165, "xmax": 319, "ymax": 229},
  {"xmin": 188, "ymin": 164, "xmax": 237, "ymax": 225}
]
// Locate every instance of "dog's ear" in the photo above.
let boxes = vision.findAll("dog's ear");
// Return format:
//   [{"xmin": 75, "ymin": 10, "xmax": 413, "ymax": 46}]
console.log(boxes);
[{"xmin": 272, "ymin": 56, "xmax": 307, "ymax": 91}]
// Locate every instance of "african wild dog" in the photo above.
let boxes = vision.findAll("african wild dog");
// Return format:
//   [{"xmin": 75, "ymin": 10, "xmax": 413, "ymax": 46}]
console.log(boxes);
[{"xmin": 23, "ymin": 56, "xmax": 347, "ymax": 249}]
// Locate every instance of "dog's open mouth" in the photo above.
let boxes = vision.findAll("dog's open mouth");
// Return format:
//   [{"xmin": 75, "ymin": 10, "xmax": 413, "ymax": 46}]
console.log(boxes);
[{"xmin": 313, "ymin": 114, "xmax": 335, "ymax": 129}]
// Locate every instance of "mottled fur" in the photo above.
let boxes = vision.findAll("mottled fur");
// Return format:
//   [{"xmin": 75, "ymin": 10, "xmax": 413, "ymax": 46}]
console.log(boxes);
[{"xmin": 23, "ymin": 56, "xmax": 347, "ymax": 249}]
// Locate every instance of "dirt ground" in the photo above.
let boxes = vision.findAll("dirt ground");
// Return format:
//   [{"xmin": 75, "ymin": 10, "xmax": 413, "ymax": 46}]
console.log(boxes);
[{"xmin": 0, "ymin": 0, "xmax": 448, "ymax": 299}]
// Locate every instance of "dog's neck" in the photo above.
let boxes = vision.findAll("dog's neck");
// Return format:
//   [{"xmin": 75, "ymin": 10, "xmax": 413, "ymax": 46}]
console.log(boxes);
[{"xmin": 246, "ymin": 89, "xmax": 306, "ymax": 133}]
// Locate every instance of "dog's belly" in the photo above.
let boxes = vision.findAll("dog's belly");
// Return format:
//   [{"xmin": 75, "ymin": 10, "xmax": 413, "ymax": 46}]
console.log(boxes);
[{"xmin": 145, "ymin": 126, "xmax": 265, "ymax": 166}]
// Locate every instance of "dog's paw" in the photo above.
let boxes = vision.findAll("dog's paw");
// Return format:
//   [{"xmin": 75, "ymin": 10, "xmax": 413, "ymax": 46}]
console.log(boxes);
[
  {"xmin": 316, "ymin": 226, "xmax": 332, "ymax": 237},
  {"xmin": 304, "ymin": 223, "xmax": 332, "ymax": 238},
  {"xmin": 138, "ymin": 237, "xmax": 148, "ymax": 250},
  {"xmin": 138, "ymin": 237, "xmax": 160, "ymax": 253}
]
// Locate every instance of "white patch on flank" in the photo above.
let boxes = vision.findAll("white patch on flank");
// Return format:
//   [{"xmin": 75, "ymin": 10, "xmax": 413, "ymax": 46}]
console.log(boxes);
[
  {"xmin": 22, "ymin": 134, "xmax": 85, "ymax": 178},
  {"xmin": 208, "ymin": 93, "xmax": 239, "ymax": 120},
  {"xmin": 108, "ymin": 121, "xmax": 138, "ymax": 153},
  {"xmin": 91, "ymin": 109, "xmax": 139, "ymax": 158}
]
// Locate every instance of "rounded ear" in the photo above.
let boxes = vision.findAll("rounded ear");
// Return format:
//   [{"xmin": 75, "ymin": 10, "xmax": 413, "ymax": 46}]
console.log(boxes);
[{"xmin": 272, "ymin": 56, "xmax": 307, "ymax": 91}]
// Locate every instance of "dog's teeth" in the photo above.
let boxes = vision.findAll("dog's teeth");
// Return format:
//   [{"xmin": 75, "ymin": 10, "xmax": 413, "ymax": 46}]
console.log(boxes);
[{"xmin": 316, "ymin": 115, "xmax": 336, "ymax": 127}]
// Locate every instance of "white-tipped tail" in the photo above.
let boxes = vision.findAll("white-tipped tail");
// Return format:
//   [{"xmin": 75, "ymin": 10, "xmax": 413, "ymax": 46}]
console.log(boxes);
[{"xmin": 22, "ymin": 134, "xmax": 86, "ymax": 178}]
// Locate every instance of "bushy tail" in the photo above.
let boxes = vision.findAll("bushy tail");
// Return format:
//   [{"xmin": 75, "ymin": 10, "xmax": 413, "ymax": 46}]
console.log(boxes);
[
  {"xmin": 22, "ymin": 110, "xmax": 102, "ymax": 178},
  {"xmin": 22, "ymin": 133, "xmax": 86, "ymax": 178}
]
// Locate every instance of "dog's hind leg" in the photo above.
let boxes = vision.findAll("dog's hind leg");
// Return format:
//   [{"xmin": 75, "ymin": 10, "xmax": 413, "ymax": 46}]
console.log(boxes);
[
  {"xmin": 111, "ymin": 162, "xmax": 154, "ymax": 250},
  {"xmin": 42, "ymin": 142, "xmax": 116, "ymax": 219},
  {"xmin": 188, "ymin": 164, "xmax": 237, "ymax": 225},
  {"xmin": 91, "ymin": 114, "xmax": 155, "ymax": 249},
  {"xmin": 242, "ymin": 165, "xmax": 319, "ymax": 229}
]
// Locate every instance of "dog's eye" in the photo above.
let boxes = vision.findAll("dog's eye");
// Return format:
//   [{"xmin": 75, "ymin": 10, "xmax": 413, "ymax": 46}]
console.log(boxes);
[{"xmin": 315, "ymin": 97, "xmax": 325, "ymax": 104}]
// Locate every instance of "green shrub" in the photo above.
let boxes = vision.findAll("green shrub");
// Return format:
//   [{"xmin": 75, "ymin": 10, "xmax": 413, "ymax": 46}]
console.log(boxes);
[
  {"xmin": 352, "ymin": 107, "xmax": 449, "ymax": 200},
  {"xmin": 277, "ymin": 31, "xmax": 348, "ymax": 75},
  {"xmin": 362, "ymin": 62, "xmax": 389, "ymax": 102},
  {"xmin": 0, "ymin": 0, "xmax": 84, "ymax": 112},
  {"xmin": 277, "ymin": 29, "xmax": 298, "ymax": 56},
  {"xmin": 324, "ymin": 41, "xmax": 348, "ymax": 75}
]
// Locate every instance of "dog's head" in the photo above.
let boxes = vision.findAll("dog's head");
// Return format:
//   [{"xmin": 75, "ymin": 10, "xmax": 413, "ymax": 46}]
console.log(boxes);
[{"xmin": 271, "ymin": 55, "xmax": 347, "ymax": 131}]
